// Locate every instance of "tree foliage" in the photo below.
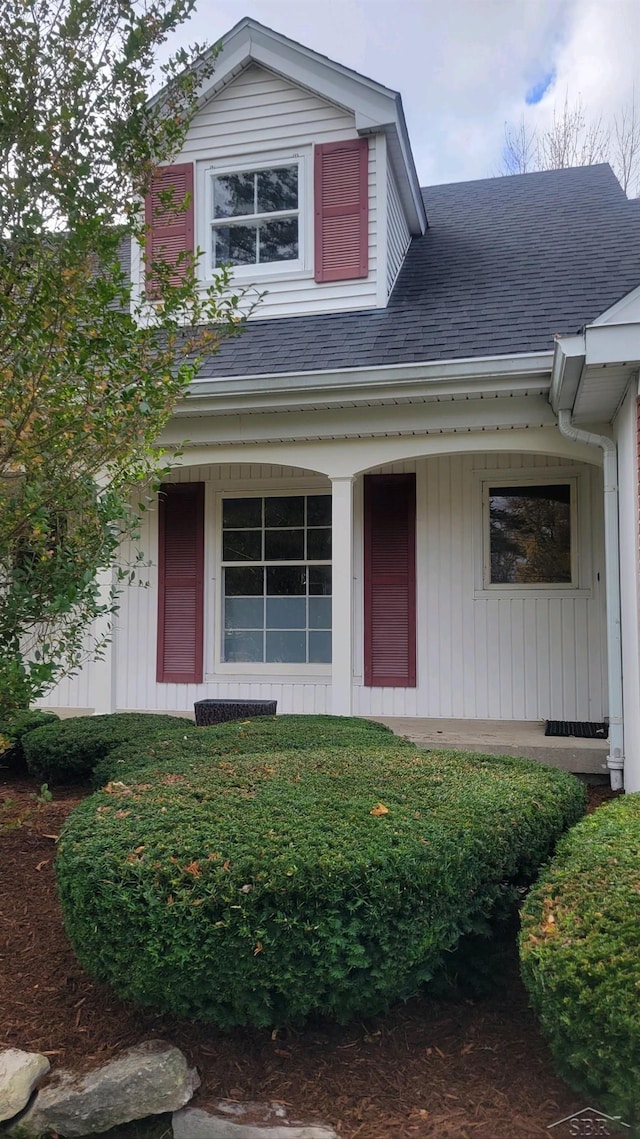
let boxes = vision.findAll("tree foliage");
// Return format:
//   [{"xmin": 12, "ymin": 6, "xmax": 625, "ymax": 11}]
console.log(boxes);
[
  {"xmin": 0, "ymin": 0, "xmax": 246, "ymax": 714},
  {"xmin": 502, "ymin": 93, "xmax": 640, "ymax": 197}
]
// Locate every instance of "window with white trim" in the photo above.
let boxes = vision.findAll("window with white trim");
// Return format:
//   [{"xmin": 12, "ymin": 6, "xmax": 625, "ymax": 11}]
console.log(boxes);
[
  {"xmin": 222, "ymin": 495, "xmax": 332, "ymax": 664},
  {"xmin": 485, "ymin": 481, "xmax": 576, "ymax": 587},
  {"xmin": 207, "ymin": 159, "xmax": 302, "ymax": 275}
]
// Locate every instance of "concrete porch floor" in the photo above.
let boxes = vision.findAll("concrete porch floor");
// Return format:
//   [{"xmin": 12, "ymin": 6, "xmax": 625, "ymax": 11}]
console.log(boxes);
[{"xmin": 368, "ymin": 717, "xmax": 609, "ymax": 776}]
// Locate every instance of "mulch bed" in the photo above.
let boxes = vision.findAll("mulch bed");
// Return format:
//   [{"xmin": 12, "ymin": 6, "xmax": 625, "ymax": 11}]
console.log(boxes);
[{"xmin": 0, "ymin": 769, "xmax": 620, "ymax": 1139}]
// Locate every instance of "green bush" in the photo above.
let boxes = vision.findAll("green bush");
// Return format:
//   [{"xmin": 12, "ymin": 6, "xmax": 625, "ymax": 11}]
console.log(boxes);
[
  {"xmin": 23, "ymin": 713, "xmax": 196, "ymax": 784},
  {"xmin": 0, "ymin": 709, "xmax": 59, "ymax": 771},
  {"xmin": 520, "ymin": 794, "xmax": 640, "ymax": 1124},
  {"xmin": 92, "ymin": 713, "xmax": 403, "ymax": 788},
  {"xmin": 57, "ymin": 744, "xmax": 585, "ymax": 1028}
]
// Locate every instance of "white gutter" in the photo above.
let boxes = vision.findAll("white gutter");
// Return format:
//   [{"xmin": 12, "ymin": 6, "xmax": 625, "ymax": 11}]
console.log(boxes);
[
  {"xmin": 185, "ymin": 350, "xmax": 554, "ymax": 407},
  {"xmin": 557, "ymin": 410, "xmax": 624, "ymax": 790}
]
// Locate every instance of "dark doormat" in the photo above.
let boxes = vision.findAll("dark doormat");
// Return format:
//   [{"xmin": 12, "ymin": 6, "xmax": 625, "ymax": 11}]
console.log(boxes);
[{"xmin": 545, "ymin": 720, "xmax": 609, "ymax": 739}]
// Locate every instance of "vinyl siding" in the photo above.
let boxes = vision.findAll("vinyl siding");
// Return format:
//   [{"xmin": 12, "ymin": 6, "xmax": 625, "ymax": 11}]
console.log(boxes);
[
  {"xmin": 353, "ymin": 452, "xmax": 607, "ymax": 721},
  {"xmin": 114, "ymin": 463, "xmax": 333, "ymax": 714},
  {"xmin": 37, "ymin": 660, "xmax": 96, "ymax": 715},
  {"xmin": 387, "ymin": 165, "xmax": 411, "ymax": 295},
  {"xmin": 39, "ymin": 452, "xmax": 606, "ymax": 722},
  {"xmin": 174, "ymin": 64, "xmax": 379, "ymax": 319}
]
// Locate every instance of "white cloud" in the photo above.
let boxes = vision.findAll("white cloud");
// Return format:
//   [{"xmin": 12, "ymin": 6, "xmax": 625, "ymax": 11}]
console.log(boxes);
[{"xmin": 161, "ymin": 0, "xmax": 640, "ymax": 186}]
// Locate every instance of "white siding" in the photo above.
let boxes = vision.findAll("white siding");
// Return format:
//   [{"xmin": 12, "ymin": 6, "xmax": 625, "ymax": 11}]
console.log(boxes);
[
  {"xmin": 37, "ymin": 651, "xmax": 96, "ymax": 714},
  {"xmin": 615, "ymin": 384, "xmax": 640, "ymax": 790},
  {"xmin": 113, "ymin": 463, "xmax": 332, "ymax": 715},
  {"xmin": 387, "ymin": 165, "xmax": 411, "ymax": 296},
  {"xmin": 353, "ymin": 452, "xmax": 607, "ymax": 722},
  {"xmin": 40, "ymin": 451, "xmax": 607, "ymax": 723},
  {"xmin": 175, "ymin": 64, "xmax": 379, "ymax": 319}
]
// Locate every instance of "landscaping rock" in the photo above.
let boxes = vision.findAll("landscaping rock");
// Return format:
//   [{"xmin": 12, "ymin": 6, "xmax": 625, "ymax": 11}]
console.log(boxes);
[
  {"xmin": 0, "ymin": 1049, "xmax": 50, "ymax": 1122},
  {"xmin": 9, "ymin": 1040, "xmax": 199, "ymax": 1136},
  {"xmin": 172, "ymin": 1102, "xmax": 340, "ymax": 1139}
]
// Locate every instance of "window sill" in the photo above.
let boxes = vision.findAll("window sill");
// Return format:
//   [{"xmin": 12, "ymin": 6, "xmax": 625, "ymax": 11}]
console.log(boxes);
[
  {"xmin": 200, "ymin": 266, "xmax": 313, "ymax": 287},
  {"xmin": 474, "ymin": 587, "xmax": 592, "ymax": 601},
  {"xmin": 207, "ymin": 664, "xmax": 331, "ymax": 680}
]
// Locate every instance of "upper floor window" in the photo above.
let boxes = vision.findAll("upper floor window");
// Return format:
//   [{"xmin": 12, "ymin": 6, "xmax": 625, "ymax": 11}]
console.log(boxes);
[
  {"xmin": 148, "ymin": 140, "xmax": 368, "ymax": 294},
  {"xmin": 212, "ymin": 165, "xmax": 298, "ymax": 267},
  {"xmin": 207, "ymin": 158, "xmax": 304, "ymax": 277}
]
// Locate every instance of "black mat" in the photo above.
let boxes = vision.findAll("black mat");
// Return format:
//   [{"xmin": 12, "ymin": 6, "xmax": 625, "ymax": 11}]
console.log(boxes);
[{"xmin": 545, "ymin": 720, "xmax": 608, "ymax": 739}]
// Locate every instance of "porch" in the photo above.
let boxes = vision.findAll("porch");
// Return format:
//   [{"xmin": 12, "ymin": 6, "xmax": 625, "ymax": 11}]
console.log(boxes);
[{"xmin": 370, "ymin": 716, "xmax": 609, "ymax": 777}]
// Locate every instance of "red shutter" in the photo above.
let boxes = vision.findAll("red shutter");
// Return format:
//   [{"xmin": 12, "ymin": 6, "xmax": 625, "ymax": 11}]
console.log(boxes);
[
  {"xmin": 314, "ymin": 139, "xmax": 369, "ymax": 282},
  {"xmin": 144, "ymin": 162, "xmax": 194, "ymax": 295},
  {"xmin": 157, "ymin": 483, "xmax": 204, "ymax": 684},
  {"xmin": 364, "ymin": 474, "xmax": 416, "ymax": 687}
]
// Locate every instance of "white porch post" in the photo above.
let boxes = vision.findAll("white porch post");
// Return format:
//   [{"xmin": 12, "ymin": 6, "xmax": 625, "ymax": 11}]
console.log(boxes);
[
  {"xmin": 330, "ymin": 475, "xmax": 355, "ymax": 716},
  {"xmin": 91, "ymin": 566, "xmax": 115, "ymax": 715}
]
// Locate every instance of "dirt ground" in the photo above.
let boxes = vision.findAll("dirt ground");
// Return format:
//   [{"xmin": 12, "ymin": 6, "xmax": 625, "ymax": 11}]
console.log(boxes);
[{"xmin": 0, "ymin": 770, "xmax": 619, "ymax": 1139}]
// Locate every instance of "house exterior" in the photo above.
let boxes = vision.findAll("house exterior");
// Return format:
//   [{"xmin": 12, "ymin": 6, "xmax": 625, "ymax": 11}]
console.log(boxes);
[{"xmin": 39, "ymin": 19, "xmax": 640, "ymax": 791}]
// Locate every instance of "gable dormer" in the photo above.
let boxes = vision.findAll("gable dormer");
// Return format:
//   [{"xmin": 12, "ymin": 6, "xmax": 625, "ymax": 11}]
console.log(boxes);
[{"xmin": 137, "ymin": 19, "xmax": 426, "ymax": 320}]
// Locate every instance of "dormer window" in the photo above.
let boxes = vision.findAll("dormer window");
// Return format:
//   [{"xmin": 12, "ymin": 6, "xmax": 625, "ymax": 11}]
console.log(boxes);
[
  {"xmin": 201, "ymin": 152, "xmax": 308, "ymax": 278},
  {"xmin": 212, "ymin": 165, "xmax": 299, "ymax": 267}
]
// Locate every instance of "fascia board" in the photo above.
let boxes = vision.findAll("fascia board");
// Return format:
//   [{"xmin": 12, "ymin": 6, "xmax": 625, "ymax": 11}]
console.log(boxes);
[
  {"xmin": 549, "ymin": 334, "xmax": 585, "ymax": 412},
  {"xmin": 179, "ymin": 351, "xmax": 553, "ymax": 415},
  {"xmin": 194, "ymin": 23, "xmax": 398, "ymax": 123},
  {"xmin": 384, "ymin": 124, "xmax": 426, "ymax": 234},
  {"xmin": 585, "ymin": 321, "xmax": 640, "ymax": 366}
]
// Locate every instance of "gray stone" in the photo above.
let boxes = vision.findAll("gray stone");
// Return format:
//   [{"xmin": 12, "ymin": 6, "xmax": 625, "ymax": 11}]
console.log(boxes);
[
  {"xmin": 0, "ymin": 1049, "xmax": 50, "ymax": 1122},
  {"xmin": 9, "ymin": 1040, "xmax": 199, "ymax": 1136},
  {"xmin": 172, "ymin": 1103, "xmax": 340, "ymax": 1139}
]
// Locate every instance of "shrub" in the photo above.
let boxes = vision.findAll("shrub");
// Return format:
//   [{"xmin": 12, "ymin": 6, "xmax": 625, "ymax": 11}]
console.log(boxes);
[
  {"xmin": 91, "ymin": 713, "xmax": 404, "ymax": 788},
  {"xmin": 0, "ymin": 709, "xmax": 59, "ymax": 771},
  {"xmin": 520, "ymin": 794, "xmax": 640, "ymax": 1124},
  {"xmin": 23, "ymin": 713, "xmax": 196, "ymax": 784},
  {"xmin": 57, "ymin": 745, "xmax": 585, "ymax": 1028}
]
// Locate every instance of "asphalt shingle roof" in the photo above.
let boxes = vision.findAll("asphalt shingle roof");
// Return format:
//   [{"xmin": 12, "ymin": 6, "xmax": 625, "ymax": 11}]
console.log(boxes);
[{"xmin": 196, "ymin": 164, "xmax": 640, "ymax": 380}]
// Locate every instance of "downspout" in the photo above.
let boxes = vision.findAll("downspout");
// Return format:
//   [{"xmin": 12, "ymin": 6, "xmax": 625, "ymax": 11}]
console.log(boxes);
[{"xmin": 557, "ymin": 410, "xmax": 624, "ymax": 790}]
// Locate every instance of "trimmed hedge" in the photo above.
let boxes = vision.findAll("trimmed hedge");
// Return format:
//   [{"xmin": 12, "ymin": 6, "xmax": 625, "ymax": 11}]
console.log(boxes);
[
  {"xmin": 91, "ymin": 713, "xmax": 404, "ymax": 788},
  {"xmin": 57, "ymin": 743, "xmax": 585, "ymax": 1028},
  {"xmin": 520, "ymin": 794, "xmax": 640, "ymax": 1124},
  {"xmin": 0, "ymin": 709, "xmax": 60, "ymax": 771},
  {"xmin": 23, "ymin": 713, "xmax": 196, "ymax": 783}
]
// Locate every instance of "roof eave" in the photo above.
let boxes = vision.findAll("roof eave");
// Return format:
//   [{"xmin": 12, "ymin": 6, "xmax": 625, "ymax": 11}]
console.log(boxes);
[
  {"xmin": 179, "ymin": 349, "xmax": 553, "ymax": 415},
  {"xmin": 552, "ymin": 323, "xmax": 640, "ymax": 423}
]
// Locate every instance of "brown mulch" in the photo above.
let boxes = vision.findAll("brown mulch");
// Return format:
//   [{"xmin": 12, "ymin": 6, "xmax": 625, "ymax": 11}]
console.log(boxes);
[{"xmin": 0, "ymin": 771, "xmax": 620, "ymax": 1139}]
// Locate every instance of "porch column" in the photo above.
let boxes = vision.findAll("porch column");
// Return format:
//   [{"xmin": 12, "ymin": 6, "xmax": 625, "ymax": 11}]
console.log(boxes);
[
  {"xmin": 91, "ymin": 565, "xmax": 115, "ymax": 715},
  {"xmin": 330, "ymin": 475, "xmax": 355, "ymax": 716}
]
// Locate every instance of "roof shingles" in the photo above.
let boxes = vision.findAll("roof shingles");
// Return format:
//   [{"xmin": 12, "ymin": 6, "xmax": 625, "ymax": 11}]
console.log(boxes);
[{"xmin": 195, "ymin": 164, "xmax": 640, "ymax": 379}]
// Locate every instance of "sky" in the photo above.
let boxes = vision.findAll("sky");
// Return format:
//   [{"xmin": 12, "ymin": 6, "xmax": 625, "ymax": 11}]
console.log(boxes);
[{"xmin": 162, "ymin": 0, "xmax": 640, "ymax": 188}]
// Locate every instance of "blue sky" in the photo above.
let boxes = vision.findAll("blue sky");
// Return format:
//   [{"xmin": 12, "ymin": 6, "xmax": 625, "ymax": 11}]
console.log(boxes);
[{"xmin": 164, "ymin": 0, "xmax": 640, "ymax": 186}]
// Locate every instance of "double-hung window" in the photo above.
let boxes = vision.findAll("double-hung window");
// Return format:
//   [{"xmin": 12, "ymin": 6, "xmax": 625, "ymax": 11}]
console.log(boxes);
[
  {"xmin": 222, "ymin": 494, "xmax": 332, "ymax": 664},
  {"xmin": 208, "ymin": 160, "xmax": 301, "ymax": 275}
]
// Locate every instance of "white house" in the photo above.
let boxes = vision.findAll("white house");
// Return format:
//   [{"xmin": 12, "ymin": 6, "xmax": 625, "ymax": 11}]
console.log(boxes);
[{"xmin": 40, "ymin": 19, "xmax": 640, "ymax": 791}]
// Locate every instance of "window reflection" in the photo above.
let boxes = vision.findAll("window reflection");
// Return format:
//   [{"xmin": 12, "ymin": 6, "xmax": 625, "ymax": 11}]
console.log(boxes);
[
  {"xmin": 489, "ymin": 484, "xmax": 572, "ymax": 584},
  {"xmin": 222, "ymin": 495, "xmax": 332, "ymax": 662}
]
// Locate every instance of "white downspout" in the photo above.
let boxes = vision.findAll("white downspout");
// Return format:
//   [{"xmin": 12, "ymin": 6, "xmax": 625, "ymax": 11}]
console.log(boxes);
[{"xmin": 557, "ymin": 410, "xmax": 624, "ymax": 790}]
